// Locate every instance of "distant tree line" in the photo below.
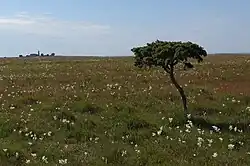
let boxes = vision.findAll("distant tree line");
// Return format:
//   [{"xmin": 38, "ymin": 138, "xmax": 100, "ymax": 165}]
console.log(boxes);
[{"xmin": 19, "ymin": 52, "xmax": 56, "ymax": 58}]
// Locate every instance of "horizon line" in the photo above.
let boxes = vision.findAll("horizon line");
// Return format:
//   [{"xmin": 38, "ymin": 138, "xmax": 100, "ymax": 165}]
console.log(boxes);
[{"xmin": 1, "ymin": 52, "xmax": 250, "ymax": 58}]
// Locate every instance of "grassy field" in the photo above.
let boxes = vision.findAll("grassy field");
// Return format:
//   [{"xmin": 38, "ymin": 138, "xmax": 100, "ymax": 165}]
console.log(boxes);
[{"xmin": 1, "ymin": 55, "xmax": 250, "ymax": 165}]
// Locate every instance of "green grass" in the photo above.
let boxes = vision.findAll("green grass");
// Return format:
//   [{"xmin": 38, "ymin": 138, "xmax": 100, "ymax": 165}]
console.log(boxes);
[{"xmin": 1, "ymin": 55, "xmax": 250, "ymax": 165}]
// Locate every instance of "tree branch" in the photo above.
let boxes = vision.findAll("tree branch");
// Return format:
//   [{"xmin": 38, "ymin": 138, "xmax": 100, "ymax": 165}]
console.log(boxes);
[
  {"xmin": 163, "ymin": 66, "xmax": 170, "ymax": 73},
  {"xmin": 173, "ymin": 60, "xmax": 178, "ymax": 65}
]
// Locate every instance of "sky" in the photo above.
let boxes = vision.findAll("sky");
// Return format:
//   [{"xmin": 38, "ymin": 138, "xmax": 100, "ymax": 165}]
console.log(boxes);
[{"xmin": 0, "ymin": 0, "xmax": 249, "ymax": 57}]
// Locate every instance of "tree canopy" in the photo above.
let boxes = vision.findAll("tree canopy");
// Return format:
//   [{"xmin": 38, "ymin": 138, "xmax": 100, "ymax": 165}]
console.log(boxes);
[{"xmin": 131, "ymin": 40, "xmax": 207, "ymax": 72}]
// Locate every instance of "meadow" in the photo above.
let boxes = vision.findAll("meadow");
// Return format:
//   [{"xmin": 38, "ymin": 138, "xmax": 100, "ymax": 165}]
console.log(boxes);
[{"xmin": 1, "ymin": 55, "xmax": 250, "ymax": 165}]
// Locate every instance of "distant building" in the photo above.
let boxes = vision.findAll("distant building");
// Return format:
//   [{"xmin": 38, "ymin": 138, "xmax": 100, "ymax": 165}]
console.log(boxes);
[
  {"xmin": 29, "ymin": 53, "xmax": 38, "ymax": 57},
  {"xmin": 20, "ymin": 50, "xmax": 56, "ymax": 57}
]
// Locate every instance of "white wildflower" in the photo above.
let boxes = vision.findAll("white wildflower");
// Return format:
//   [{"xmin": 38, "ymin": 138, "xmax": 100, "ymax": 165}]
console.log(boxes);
[
  {"xmin": 187, "ymin": 120, "xmax": 193, "ymax": 127},
  {"xmin": 15, "ymin": 152, "xmax": 19, "ymax": 158},
  {"xmin": 58, "ymin": 159, "xmax": 68, "ymax": 165},
  {"xmin": 212, "ymin": 152, "xmax": 218, "ymax": 158},
  {"xmin": 239, "ymin": 141, "xmax": 244, "ymax": 146},
  {"xmin": 234, "ymin": 127, "xmax": 238, "ymax": 132},
  {"xmin": 42, "ymin": 156, "xmax": 48, "ymax": 163},
  {"xmin": 185, "ymin": 124, "xmax": 191, "ymax": 129},
  {"xmin": 135, "ymin": 149, "xmax": 140, "ymax": 154},
  {"xmin": 208, "ymin": 139, "xmax": 213, "ymax": 144},
  {"xmin": 228, "ymin": 144, "xmax": 235, "ymax": 150},
  {"xmin": 121, "ymin": 150, "xmax": 127, "ymax": 157},
  {"xmin": 212, "ymin": 125, "xmax": 220, "ymax": 132},
  {"xmin": 48, "ymin": 131, "xmax": 52, "ymax": 136},
  {"xmin": 31, "ymin": 153, "xmax": 37, "ymax": 157},
  {"xmin": 157, "ymin": 126, "xmax": 163, "ymax": 135}
]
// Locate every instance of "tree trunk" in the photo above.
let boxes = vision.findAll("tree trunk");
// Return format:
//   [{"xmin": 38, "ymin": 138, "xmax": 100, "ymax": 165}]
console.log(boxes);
[{"xmin": 169, "ymin": 68, "xmax": 188, "ymax": 118}]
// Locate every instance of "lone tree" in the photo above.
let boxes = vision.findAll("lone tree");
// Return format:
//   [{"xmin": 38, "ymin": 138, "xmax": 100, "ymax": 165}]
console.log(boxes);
[{"xmin": 131, "ymin": 40, "xmax": 207, "ymax": 119}]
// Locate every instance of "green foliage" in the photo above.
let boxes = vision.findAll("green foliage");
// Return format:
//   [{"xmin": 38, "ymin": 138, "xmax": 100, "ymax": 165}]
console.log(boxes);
[{"xmin": 131, "ymin": 40, "xmax": 207, "ymax": 72}]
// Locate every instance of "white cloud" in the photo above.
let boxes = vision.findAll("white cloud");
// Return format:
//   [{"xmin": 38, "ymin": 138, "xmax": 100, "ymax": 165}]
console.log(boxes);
[
  {"xmin": 0, "ymin": 18, "xmax": 34, "ymax": 25},
  {"xmin": 0, "ymin": 13, "xmax": 111, "ymax": 38}
]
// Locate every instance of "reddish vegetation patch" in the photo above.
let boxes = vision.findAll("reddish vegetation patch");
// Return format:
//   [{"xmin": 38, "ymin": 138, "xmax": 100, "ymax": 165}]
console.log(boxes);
[{"xmin": 216, "ymin": 81, "xmax": 250, "ymax": 95}]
